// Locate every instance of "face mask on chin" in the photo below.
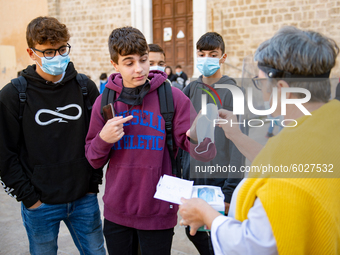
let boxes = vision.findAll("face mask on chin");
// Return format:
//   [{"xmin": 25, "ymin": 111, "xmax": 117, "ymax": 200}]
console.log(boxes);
[
  {"xmin": 196, "ymin": 56, "xmax": 223, "ymax": 77},
  {"xmin": 32, "ymin": 50, "xmax": 70, "ymax": 76},
  {"xmin": 149, "ymin": 65, "xmax": 165, "ymax": 72}
]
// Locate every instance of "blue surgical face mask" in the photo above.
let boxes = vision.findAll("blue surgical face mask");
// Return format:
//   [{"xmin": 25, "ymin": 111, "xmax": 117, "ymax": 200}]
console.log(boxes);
[
  {"xmin": 176, "ymin": 71, "xmax": 182, "ymax": 76},
  {"xmin": 149, "ymin": 65, "xmax": 165, "ymax": 72},
  {"xmin": 32, "ymin": 50, "xmax": 70, "ymax": 76},
  {"xmin": 264, "ymin": 93, "xmax": 273, "ymax": 110},
  {"xmin": 196, "ymin": 57, "xmax": 222, "ymax": 77}
]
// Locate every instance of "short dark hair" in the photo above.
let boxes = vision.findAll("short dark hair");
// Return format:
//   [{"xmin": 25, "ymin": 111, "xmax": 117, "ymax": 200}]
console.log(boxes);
[
  {"xmin": 26, "ymin": 16, "xmax": 70, "ymax": 48},
  {"xmin": 100, "ymin": 73, "xmax": 107, "ymax": 80},
  {"xmin": 148, "ymin": 44, "xmax": 165, "ymax": 57},
  {"xmin": 108, "ymin": 26, "xmax": 149, "ymax": 63},
  {"xmin": 175, "ymin": 65, "xmax": 182, "ymax": 69},
  {"xmin": 196, "ymin": 32, "xmax": 225, "ymax": 54}
]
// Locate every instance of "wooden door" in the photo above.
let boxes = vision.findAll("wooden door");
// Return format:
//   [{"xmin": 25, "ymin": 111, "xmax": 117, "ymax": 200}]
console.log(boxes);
[{"xmin": 153, "ymin": 0, "xmax": 193, "ymax": 77}]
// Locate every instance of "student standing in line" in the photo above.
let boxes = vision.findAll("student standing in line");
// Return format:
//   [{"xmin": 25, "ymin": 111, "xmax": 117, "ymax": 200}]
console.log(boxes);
[
  {"xmin": 99, "ymin": 72, "xmax": 108, "ymax": 94},
  {"xmin": 181, "ymin": 31, "xmax": 243, "ymax": 255},
  {"xmin": 0, "ymin": 16, "xmax": 105, "ymax": 255},
  {"xmin": 85, "ymin": 26, "xmax": 216, "ymax": 255},
  {"xmin": 175, "ymin": 64, "xmax": 188, "ymax": 88},
  {"xmin": 148, "ymin": 43, "xmax": 166, "ymax": 72}
]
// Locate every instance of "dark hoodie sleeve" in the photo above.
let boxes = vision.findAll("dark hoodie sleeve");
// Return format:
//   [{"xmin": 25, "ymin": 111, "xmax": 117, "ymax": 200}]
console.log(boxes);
[
  {"xmin": 0, "ymin": 83, "xmax": 40, "ymax": 208},
  {"xmin": 221, "ymin": 82, "xmax": 244, "ymax": 203},
  {"xmin": 85, "ymin": 79, "xmax": 103, "ymax": 193}
]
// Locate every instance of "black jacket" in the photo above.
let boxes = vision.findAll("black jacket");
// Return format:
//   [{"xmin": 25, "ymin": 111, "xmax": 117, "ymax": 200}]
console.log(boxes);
[
  {"xmin": 181, "ymin": 75, "xmax": 243, "ymax": 203},
  {"xmin": 0, "ymin": 62, "xmax": 102, "ymax": 208}
]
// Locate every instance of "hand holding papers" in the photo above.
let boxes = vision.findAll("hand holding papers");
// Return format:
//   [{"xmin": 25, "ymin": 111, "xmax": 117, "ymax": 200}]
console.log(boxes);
[{"xmin": 154, "ymin": 175, "xmax": 193, "ymax": 204}]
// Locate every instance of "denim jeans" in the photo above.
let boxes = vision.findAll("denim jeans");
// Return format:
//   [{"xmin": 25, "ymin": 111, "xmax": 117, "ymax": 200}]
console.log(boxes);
[{"xmin": 21, "ymin": 193, "xmax": 105, "ymax": 255}]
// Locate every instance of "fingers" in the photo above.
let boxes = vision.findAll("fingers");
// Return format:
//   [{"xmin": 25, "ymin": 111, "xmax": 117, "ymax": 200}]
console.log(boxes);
[
  {"xmin": 218, "ymin": 109, "xmax": 230, "ymax": 118},
  {"xmin": 180, "ymin": 197, "xmax": 188, "ymax": 204},
  {"xmin": 107, "ymin": 115, "xmax": 134, "ymax": 125},
  {"xmin": 179, "ymin": 219, "xmax": 188, "ymax": 226},
  {"xmin": 190, "ymin": 226, "xmax": 198, "ymax": 236},
  {"xmin": 100, "ymin": 115, "xmax": 133, "ymax": 143}
]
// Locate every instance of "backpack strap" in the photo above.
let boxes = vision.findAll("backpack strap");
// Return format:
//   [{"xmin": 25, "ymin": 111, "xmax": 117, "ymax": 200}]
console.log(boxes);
[
  {"xmin": 336, "ymin": 79, "xmax": 340, "ymax": 101},
  {"xmin": 100, "ymin": 87, "xmax": 116, "ymax": 117},
  {"xmin": 76, "ymin": 73, "xmax": 92, "ymax": 111},
  {"xmin": 11, "ymin": 76, "xmax": 27, "ymax": 120},
  {"xmin": 158, "ymin": 81, "xmax": 179, "ymax": 177}
]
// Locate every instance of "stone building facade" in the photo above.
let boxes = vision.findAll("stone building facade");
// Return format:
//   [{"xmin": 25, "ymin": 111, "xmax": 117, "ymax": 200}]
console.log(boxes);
[
  {"xmin": 47, "ymin": 0, "xmax": 132, "ymax": 82},
  {"xmin": 46, "ymin": 0, "xmax": 340, "ymax": 82},
  {"xmin": 1, "ymin": 0, "xmax": 339, "ymax": 87},
  {"xmin": 207, "ymin": 0, "xmax": 340, "ymax": 78}
]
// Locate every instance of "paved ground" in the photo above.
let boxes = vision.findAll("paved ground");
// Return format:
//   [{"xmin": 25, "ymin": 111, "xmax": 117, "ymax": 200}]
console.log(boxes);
[
  {"xmin": 0, "ymin": 170, "xmax": 199, "ymax": 255},
  {"xmin": 0, "ymin": 124, "xmax": 273, "ymax": 255}
]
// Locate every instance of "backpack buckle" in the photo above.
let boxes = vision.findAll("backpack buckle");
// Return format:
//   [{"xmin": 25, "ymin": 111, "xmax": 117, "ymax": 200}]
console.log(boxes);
[
  {"xmin": 81, "ymin": 87, "xmax": 88, "ymax": 96},
  {"xmin": 19, "ymin": 93, "xmax": 26, "ymax": 103},
  {"xmin": 165, "ymin": 121, "xmax": 172, "ymax": 132}
]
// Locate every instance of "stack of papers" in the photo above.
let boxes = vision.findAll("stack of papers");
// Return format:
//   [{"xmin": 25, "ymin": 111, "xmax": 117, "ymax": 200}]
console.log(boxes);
[{"xmin": 153, "ymin": 175, "xmax": 194, "ymax": 204}]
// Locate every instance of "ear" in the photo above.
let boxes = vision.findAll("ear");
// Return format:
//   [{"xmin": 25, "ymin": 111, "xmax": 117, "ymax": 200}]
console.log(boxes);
[
  {"xmin": 277, "ymin": 80, "xmax": 290, "ymax": 98},
  {"xmin": 111, "ymin": 60, "xmax": 119, "ymax": 72},
  {"xmin": 220, "ymin": 53, "xmax": 227, "ymax": 64},
  {"xmin": 27, "ymin": 48, "xmax": 36, "ymax": 61}
]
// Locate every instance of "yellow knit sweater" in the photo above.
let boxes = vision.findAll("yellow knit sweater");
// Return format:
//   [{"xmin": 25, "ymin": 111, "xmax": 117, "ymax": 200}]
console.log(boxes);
[{"xmin": 235, "ymin": 100, "xmax": 340, "ymax": 255}]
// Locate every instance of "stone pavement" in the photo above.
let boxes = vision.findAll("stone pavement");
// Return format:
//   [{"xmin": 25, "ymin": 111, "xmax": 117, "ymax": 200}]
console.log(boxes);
[
  {"xmin": 0, "ymin": 124, "xmax": 273, "ymax": 255},
  {"xmin": 0, "ymin": 173, "xmax": 198, "ymax": 255}
]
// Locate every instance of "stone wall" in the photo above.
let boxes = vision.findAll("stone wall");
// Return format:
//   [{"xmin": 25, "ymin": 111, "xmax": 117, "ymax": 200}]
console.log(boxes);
[
  {"xmin": 47, "ymin": 0, "xmax": 131, "ymax": 85},
  {"xmin": 45, "ymin": 0, "xmax": 340, "ymax": 81},
  {"xmin": 207, "ymin": 0, "xmax": 340, "ymax": 78},
  {"xmin": 0, "ymin": 0, "xmax": 48, "ymax": 88}
]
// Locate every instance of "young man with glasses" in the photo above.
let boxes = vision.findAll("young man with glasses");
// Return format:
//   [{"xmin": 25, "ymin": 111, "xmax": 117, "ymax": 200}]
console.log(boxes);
[{"xmin": 0, "ymin": 16, "xmax": 105, "ymax": 254}]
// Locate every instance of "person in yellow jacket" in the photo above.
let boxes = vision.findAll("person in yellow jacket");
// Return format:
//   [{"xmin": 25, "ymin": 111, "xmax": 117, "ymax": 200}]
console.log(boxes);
[{"xmin": 179, "ymin": 26, "xmax": 340, "ymax": 255}]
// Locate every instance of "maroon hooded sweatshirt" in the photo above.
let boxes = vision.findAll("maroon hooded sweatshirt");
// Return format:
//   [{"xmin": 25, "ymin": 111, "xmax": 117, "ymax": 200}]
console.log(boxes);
[{"xmin": 85, "ymin": 70, "xmax": 216, "ymax": 230}]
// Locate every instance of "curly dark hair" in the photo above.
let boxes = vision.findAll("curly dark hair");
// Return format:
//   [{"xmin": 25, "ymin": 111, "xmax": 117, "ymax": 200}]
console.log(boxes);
[
  {"xmin": 26, "ymin": 16, "xmax": 70, "ymax": 48},
  {"xmin": 108, "ymin": 26, "xmax": 149, "ymax": 63}
]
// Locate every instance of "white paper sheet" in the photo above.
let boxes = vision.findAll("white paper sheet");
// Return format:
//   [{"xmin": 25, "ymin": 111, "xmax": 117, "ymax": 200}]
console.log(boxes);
[{"xmin": 154, "ymin": 175, "xmax": 194, "ymax": 204}]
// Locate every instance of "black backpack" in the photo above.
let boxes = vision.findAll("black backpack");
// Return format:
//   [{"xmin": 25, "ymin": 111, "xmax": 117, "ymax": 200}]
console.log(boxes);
[
  {"xmin": 11, "ymin": 74, "xmax": 92, "ymax": 121},
  {"xmin": 100, "ymin": 81, "xmax": 181, "ymax": 177}
]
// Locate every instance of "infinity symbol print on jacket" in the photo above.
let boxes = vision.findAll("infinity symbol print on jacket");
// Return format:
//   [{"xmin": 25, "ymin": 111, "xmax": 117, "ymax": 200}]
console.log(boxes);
[{"xmin": 35, "ymin": 104, "xmax": 82, "ymax": 126}]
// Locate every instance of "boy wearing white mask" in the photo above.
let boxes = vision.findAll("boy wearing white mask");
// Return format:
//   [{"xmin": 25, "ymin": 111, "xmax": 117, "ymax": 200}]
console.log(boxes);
[
  {"xmin": 148, "ymin": 44, "xmax": 166, "ymax": 72},
  {"xmin": 0, "ymin": 16, "xmax": 105, "ymax": 254},
  {"xmin": 181, "ymin": 32, "xmax": 243, "ymax": 255}
]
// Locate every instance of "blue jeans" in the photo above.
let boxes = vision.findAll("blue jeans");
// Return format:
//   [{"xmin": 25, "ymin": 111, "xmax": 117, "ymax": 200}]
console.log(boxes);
[{"xmin": 21, "ymin": 193, "xmax": 105, "ymax": 255}]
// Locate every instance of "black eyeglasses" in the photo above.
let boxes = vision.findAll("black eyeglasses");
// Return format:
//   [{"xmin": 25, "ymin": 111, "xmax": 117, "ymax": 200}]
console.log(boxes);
[
  {"xmin": 251, "ymin": 76, "xmax": 268, "ymax": 90},
  {"xmin": 31, "ymin": 43, "xmax": 71, "ymax": 60}
]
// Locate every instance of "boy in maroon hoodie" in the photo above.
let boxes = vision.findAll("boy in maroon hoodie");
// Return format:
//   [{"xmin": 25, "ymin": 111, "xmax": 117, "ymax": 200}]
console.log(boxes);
[{"xmin": 85, "ymin": 26, "xmax": 215, "ymax": 255}]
